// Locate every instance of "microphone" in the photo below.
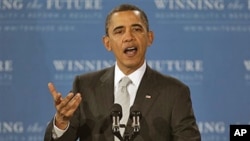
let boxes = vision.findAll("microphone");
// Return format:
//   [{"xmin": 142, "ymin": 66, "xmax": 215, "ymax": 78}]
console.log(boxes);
[
  {"xmin": 110, "ymin": 103, "xmax": 123, "ymax": 140},
  {"xmin": 129, "ymin": 105, "xmax": 142, "ymax": 133}
]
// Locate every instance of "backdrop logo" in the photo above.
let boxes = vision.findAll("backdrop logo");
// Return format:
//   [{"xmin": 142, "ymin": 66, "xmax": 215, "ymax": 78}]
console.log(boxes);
[
  {"xmin": 51, "ymin": 59, "xmax": 203, "ymax": 85},
  {"xmin": 0, "ymin": 0, "xmax": 103, "ymax": 32},
  {"xmin": 197, "ymin": 121, "xmax": 227, "ymax": 141},
  {"xmin": 0, "ymin": 121, "xmax": 24, "ymax": 133},
  {"xmin": 52, "ymin": 59, "xmax": 114, "ymax": 83},
  {"xmin": 53, "ymin": 60, "xmax": 114, "ymax": 72},
  {"xmin": 0, "ymin": 121, "xmax": 45, "ymax": 141},
  {"xmin": 0, "ymin": 0, "xmax": 102, "ymax": 10},
  {"xmin": 244, "ymin": 60, "xmax": 250, "ymax": 85},
  {"xmin": 46, "ymin": 0, "xmax": 102, "ymax": 10},
  {"xmin": 154, "ymin": 0, "xmax": 250, "ymax": 33},
  {"xmin": 148, "ymin": 60, "xmax": 204, "ymax": 85},
  {"xmin": 154, "ymin": 0, "xmax": 225, "ymax": 10},
  {"xmin": 0, "ymin": 0, "xmax": 23, "ymax": 10},
  {"xmin": 0, "ymin": 60, "xmax": 13, "ymax": 85},
  {"xmin": 0, "ymin": 60, "xmax": 12, "ymax": 72},
  {"xmin": 244, "ymin": 60, "xmax": 250, "ymax": 71},
  {"xmin": 198, "ymin": 121, "xmax": 226, "ymax": 134},
  {"xmin": 147, "ymin": 60, "xmax": 203, "ymax": 72}
]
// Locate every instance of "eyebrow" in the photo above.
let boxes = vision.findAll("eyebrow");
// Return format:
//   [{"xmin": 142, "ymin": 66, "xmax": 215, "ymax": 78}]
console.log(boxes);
[
  {"xmin": 113, "ymin": 26, "xmax": 123, "ymax": 32},
  {"xmin": 112, "ymin": 23, "xmax": 144, "ymax": 32},
  {"xmin": 131, "ymin": 23, "xmax": 144, "ymax": 29}
]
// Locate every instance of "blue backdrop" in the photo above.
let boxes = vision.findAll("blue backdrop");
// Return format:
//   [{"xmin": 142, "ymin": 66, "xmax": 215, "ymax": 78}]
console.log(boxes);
[{"xmin": 1, "ymin": 0, "xmax": 250, "ymax": 141}]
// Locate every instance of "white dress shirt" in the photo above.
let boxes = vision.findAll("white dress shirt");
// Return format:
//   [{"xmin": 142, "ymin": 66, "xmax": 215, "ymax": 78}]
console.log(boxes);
[{"xmin": 114, "ymin": 61, "xmax": 146, "ymax": 107}]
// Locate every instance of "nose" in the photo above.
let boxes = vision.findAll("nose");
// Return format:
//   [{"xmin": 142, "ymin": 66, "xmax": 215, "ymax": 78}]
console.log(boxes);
[{"xmin": 123, "ymin": 30, "xmax": 134, "ymax": 42}]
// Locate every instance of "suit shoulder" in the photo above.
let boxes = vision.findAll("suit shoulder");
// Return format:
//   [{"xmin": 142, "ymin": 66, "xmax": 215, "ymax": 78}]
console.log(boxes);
[
  {"xmin": 149, "ymin": 68, "xmax": 188, "ymax": 88},
  {"xmin": 74, "ymin": 66, "xmax": 113, "ymax": 83},
  {"xmin": 80, "ymin": 67, "xmax": 110, "ymax": 77}
]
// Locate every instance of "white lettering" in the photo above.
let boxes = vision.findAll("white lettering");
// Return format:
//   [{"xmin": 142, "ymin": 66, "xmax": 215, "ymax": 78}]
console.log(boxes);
[
  {"xmin": 53, "ymin": 59, "xmax": 203, "ymax": 73},
  {"xmin": 46, "ymin": 0, "xmax": 102, "ymax": 10},
  {"xmin": 0, "ymin": 0, "xmax": 23, "ymax": 10},
  {"xmin": 147, "ymin": 60, "xmax": 203, "ymax": 72},
  {"xmin": 198, "ymin": 121, "xmax": 225, "ymax": 133},
  {"xmin": 244, "ymin": 60, "xmax": 250, "ymax": 71},
  {"xmin": 53, "ymin": 60, "xmax": 113, "ymax": 72},
  {"xmin": 234, "ymin": 129, "xmax": 241, "ymax": 136},
  {"xmin": 227, "ymin": 0, "xmax": 244, "ymax": 10},
  {"xmin": 249, "ymin": 0, "xmax": 250, "ymax": 10},
  {"xmin": 0, "ymin": 60, "xmax": 13, "ymax": 72},
  {"xmin": 26, "ymin": 123, "xmax": 43, "ymax": 133},
  {"xmin": 0, "ymin": 122, "xmax": 24, "ymax": 133},
  {"xmin": 47, "ymin": 0, "xmax": 63, "ymax": 10},
  {"xmin": 154, "ymin": 0, "xmax": 168, "ymax": 9},
  {"xmin": 234, "ymin": 129, "xmax": 247, "ymax": 136},
  {"xmin": 154, "ymin": 0, "xmax": 224, "ymax": 10}
]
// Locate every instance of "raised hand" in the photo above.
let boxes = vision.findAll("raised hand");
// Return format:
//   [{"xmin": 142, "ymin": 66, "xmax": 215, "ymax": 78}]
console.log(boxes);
[{"xmin": 48, "ymin": 82, "xmax": 82, "ymax": 129}]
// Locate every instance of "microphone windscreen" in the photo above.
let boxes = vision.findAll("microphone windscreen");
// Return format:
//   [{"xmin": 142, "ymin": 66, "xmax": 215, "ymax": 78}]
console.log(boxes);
[
  {"xmin": 110, "ymin": 103, "xmax": 123, "ymax": 118},
  {"xmin": 130, "ymin": 104, "xmax": 139, "ymax": 112},
  {"xmin": 130, "ymin": 104, "xmax": 142, "ymax": 119}
]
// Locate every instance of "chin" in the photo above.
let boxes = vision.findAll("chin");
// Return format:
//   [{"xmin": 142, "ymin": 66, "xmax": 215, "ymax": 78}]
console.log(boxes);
[{"xmin": 125, "ymin": 62, "xmax": 141, "ymax": 69}]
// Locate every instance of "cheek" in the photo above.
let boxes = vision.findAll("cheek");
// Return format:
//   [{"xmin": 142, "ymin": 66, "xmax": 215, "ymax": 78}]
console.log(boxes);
[
  {"xmin": 112, "ymin": 47, "xmax": 121, "ymax": 55},
  {"xmin": 109, "ymin": 39, "xmax": 121, "ymax": 51}
]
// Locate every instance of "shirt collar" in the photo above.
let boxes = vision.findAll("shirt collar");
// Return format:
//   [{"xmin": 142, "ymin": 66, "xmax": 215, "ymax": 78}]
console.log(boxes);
[{"xmin": 115, "ymin": 61, "xmax": 146, "ymax": 87}]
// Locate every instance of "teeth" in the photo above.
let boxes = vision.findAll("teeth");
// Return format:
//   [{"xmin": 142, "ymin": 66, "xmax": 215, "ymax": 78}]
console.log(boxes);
[
  {"xmin": 126, "ymin": 47, "xmax": 135, "ymax": 51},
  {"xmin": 124, "ymin": 47, "xmax": 137, "ymax": 53}
]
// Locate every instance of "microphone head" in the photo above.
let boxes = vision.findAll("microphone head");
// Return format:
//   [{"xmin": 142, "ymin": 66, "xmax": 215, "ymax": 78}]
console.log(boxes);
[
  {"xmin": 110, "ymin": 103, "xmax": 123, "ymax": 119},
  {"xmin": 129, "ymin": 104, "xmax": 142, "ymax": 119}
]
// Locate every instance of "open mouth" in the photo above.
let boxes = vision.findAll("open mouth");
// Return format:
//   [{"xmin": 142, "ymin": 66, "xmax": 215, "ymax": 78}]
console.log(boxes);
[{"xmin": 124, "ymin": 47, "xmax": 138, "ymax": 55}]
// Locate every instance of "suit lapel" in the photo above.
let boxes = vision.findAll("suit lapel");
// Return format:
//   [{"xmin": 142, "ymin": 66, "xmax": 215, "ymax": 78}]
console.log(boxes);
[
  {"xmin": 93, "ymin": 67, "xmax": 115, "ymax": 140},
  {"xmin": 95, "ymin": 67, "xmax": 115, "ymax": 113}
]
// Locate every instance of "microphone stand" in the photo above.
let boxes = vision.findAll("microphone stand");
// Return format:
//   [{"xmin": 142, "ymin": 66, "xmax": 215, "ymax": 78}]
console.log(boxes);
[
  {"xmin": 112, "ymin": 125, "xmax": 123, "ymax": 141},
  {"xmin": 123, "ymin": 131, "xmax": 130, "ymax": 141},
  {"xmin": 113, "ymin": 124, "xmax": 140, "ymax": 141}
]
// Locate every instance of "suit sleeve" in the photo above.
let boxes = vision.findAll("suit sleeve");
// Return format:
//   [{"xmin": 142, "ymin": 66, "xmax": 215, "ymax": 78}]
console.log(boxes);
[
  {"xmin": 44, "ymin": 118, "xmax": 55, "ymax": 141},
  {"xmin": 43, "ymin": 108, "xmax": 81, "ymax": 141}
]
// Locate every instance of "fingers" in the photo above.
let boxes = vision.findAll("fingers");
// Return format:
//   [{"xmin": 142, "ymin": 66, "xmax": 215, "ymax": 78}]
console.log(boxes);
[
  {"xmin": 55, "ymin": 93, "xmax": 82, "ymax": 129},
  {"xmin": 56, "ymin": 92, "xmax": 74, "ymax": 110},
  {"xmin": 57, "ymin": 93, "xmax": 82, "ymax": 119},
  {"xmin": 54, "ymin": 93, "xmax": 81, "ymax": 129},
  {"xmin": 48, "ymin": 82, "xmax": 82, "ymax": 110},
  {"xmin": 48, "ymin": 82, "xmax": 82, "ymax": 126},
  {"xmin": 48, "ymin": 82, "xmax": 62, "ymax": 105}
]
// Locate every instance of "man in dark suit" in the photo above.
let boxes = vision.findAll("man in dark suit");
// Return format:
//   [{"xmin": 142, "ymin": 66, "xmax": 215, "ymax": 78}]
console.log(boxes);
[{"xmin": 44, "ymin": 3, "xmax": 201, "ymax": 141}]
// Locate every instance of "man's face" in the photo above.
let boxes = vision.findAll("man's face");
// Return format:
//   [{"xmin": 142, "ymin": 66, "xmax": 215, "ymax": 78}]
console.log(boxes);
[{"xmin": 103, "ymin": 10, "xmax": 154, "ymax": 75}]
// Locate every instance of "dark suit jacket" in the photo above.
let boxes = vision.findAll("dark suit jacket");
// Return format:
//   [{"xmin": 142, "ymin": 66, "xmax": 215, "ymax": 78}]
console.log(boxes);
[{"xmin": 44, "ymin": 65, "xmax": 201, "ymax": 141}]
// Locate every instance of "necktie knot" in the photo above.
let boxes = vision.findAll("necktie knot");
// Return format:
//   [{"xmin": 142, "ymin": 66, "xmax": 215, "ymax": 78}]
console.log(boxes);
[{"xmin": 119, "ymin": 76, "xmax": 132, "ymax": 87}]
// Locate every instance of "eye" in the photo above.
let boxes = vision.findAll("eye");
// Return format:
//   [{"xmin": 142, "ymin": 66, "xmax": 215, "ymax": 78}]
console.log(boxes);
[
  {"xmin": 113, "ymin": 28, "xmax": 124, "ymax": 35},
  {"xmin": 132, "ymin": 26, "xmax": 143, "ymax": 32}
]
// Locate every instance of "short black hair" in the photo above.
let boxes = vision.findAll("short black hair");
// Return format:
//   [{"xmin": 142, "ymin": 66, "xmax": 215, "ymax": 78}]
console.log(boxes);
[{"xmin": 105, "ymin": 4, "xmax": 149, "ymax": 36}]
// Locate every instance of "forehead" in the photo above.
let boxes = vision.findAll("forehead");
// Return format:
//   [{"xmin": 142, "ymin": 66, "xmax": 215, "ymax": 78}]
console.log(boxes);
[{"xmin": 109, "ymin": 10, "xmax": 144, "ymax": 26}]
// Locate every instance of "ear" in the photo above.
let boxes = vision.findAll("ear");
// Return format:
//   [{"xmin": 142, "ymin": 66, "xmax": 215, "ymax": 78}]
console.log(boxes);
[
  {"xmin": 102, "ymin": 35, "xmax": 112, "ymax": 51},
  {"xmin": 147, "ymin": 31, "xmax": 154, "ymax": 47}
]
